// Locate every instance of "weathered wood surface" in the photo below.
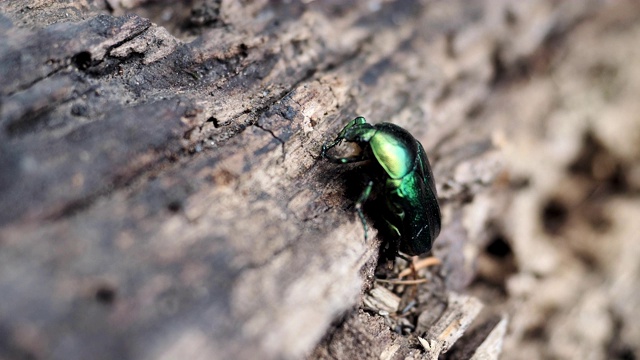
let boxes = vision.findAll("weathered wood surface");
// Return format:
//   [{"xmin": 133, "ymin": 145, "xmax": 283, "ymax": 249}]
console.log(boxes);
[{"xmin": 0, "ymin": 1, "xmax": 620, "ymax": 359}]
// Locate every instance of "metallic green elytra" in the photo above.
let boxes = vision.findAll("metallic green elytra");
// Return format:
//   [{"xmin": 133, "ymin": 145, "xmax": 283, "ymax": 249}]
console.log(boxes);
[{"xmin": 321, "ymin": 116, "xmax": 441, "ymax": 256}]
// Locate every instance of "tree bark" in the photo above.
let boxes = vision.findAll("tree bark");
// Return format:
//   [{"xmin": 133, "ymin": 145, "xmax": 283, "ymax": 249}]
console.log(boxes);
[{"xmin": 0, "ymin": 1, "xmax": 618, "ymax": 359}]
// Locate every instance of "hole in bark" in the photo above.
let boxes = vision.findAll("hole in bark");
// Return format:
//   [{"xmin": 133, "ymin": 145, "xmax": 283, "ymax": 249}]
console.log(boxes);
[
  {"xmin": 239, "ymin": 43, "xmax": 248, "ymax": 58},
  {"xmin": 104, "ymin": 1, "xmax": 114, "ymax": 13},
  {"xmin": 568, "ymin": 132, "xmax": 610, "ymax": 180},
  {"xmin": 207, "ymin": 117, "xmax": 221, "ymax": 128},
  {"xmin": 460, "ymin": 192, "xmax": 474, "ymax": 204},
  {"xmin": 486, "ymin": 234, "xmax": 512, "ymax": 258},
  {"xmin": 474, "ymin": 227, "xmax": 518, "ymax": 291},
  {"xmin": 95, "ymin": 285, "xmax": 117, "ymax": 305},
  {"xmin": 568, "ymin": 131, "xmax": 630, "ymax": 194},
  {"xmin": 523, "ymin": 324, "xmax": 547, "ymax": 341},
  {"xmin": 541, "ymin": 198, "xmax": 568, "ymax": 235},
  {"xmin": 72, "ymin": 51, "xmax": 92, "ymax": 70},
  {"xmin": 613, "ymin": 347, "xmax": 636, "ymax": 360},
  {"xmin": 607, "ymin": 313, "xmax": 637, "ymax": 360},
  {"xmin": 167, "ymin": 200, "xmax": 182, "ymax": 213}
]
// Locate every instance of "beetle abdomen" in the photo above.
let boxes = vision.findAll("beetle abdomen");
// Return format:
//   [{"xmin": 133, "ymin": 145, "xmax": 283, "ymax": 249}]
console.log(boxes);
[{"xmin": 394, "ymin": 171, "xmax": 440, "ymax": 255}]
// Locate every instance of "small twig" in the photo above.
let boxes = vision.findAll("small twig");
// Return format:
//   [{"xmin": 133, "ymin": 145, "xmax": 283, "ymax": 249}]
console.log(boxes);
[
  {"xmin": 375, "ymin": 278, "xmax": 429, "ymax": 285},
  {"xmin": 398, "ymin": 257, "xmax": 441, "ymax": 278}
]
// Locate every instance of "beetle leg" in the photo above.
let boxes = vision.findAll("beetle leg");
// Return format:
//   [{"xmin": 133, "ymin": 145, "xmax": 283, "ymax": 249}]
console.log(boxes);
[
  {"xmin": 354, "ymin": 180, "xmax": 374, "ymax": 241},
  {"xmin": 383, "ymin": 219, "xmax": 401, "ymax": 239},
  {"xmin": 320, "ymin": 138, "xmax": 343, "ymax": 158}
]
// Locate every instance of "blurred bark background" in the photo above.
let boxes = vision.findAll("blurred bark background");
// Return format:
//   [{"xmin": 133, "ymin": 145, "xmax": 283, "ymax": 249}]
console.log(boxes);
[{"xmin": 0, "ymin": 1, "xmax": 638, "ymax": 359}]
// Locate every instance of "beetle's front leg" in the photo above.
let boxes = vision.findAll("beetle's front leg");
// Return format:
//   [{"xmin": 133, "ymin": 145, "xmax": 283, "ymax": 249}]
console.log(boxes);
[
  {"xmin": 355, "ymin": 180, "xmax": 374, "ymax": 241},
  {"xmin": 321, "ymin": 137, "xmax": 343, "ymax": 159},
  {"xmin": 320, "ymin": 129, "xmax": 353, "ymax": 160}
]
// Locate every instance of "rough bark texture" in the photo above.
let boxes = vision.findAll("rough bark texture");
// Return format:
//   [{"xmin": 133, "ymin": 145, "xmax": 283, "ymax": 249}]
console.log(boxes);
[{"xmin": 1, "ymin": 1, "xmax": 638, "ymax": 360}]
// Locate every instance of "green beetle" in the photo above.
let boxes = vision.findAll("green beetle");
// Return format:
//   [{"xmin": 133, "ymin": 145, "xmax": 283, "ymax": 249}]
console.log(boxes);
[{"xmin": 321, "ymin": 116, "xmax": 441, "ymax": 256}]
